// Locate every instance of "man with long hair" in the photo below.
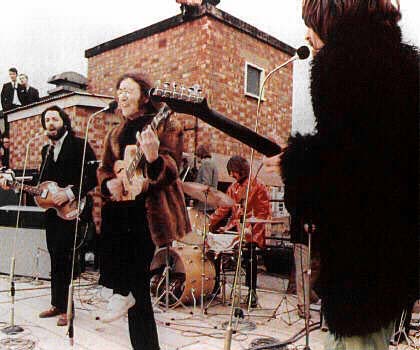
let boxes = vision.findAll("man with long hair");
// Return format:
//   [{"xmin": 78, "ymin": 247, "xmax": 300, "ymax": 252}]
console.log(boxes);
[
  {"xmin": 97, "ymin": 71, "xmax": 190, "ymax": 349},
  {"xmin": 264, "ymin": 0, "xmax": 418, "ymax": 348}
]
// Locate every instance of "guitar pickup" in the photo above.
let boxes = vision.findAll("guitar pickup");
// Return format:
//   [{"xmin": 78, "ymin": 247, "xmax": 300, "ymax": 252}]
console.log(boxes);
[{"xmin": 40, "ymin": 189, "xmax": 48, "ymax": 199}]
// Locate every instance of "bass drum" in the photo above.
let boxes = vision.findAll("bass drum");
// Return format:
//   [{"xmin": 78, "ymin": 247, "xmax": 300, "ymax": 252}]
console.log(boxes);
[{"xmin": 150, "ymin": 245, "xmax": 215, "ymax": 308}]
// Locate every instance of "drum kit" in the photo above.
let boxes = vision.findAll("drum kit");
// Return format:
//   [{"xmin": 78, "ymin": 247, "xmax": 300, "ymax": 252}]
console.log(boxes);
[{"xmin": 149, "ymin": 182, "xmax": 279, "ymax": 315}]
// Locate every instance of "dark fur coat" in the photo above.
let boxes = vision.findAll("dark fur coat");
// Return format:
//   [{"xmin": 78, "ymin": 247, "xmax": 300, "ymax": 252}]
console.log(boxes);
[{"xmin": 281, "ymin": 15, "xmax": 418, "ymax": 337}]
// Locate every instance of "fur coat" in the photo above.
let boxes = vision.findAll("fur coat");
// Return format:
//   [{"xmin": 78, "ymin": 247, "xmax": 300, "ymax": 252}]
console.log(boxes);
[
  {"xmin": 97, "ymin": 113, "xmax": 191, "ymax": 247},
  {"xmin": 281, "ymin": 15, "xmax": 418, "ymax": 337}
]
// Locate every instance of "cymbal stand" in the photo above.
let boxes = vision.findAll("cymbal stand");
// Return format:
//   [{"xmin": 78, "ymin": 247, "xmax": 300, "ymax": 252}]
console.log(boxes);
[
  {"xmin": 200, "ymin": 187, "xmax": 210, "ymax": 316},
  {"xmin": 390, "ymin": 309, "xmax": 416, "ymax": 347},
  {"xmin": 303, "ymin": 223, "xmax": 313, "ymax": 350},
  {"xmin": 266, "ymin": 280, "xmax": 296, "ymax": 326},
  {"xmin": 154, "ymin": 245, "xmax": 188, "ymax": 311}
]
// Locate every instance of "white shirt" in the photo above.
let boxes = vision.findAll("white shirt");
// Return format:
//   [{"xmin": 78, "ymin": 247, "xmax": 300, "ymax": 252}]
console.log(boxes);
[
  {"xmin": 50, "ymin": 130, "xmax": 68, "ymax": 162},
  {"xmin": 11, "ymin": 81, "xmax": 21, "ymax": 106}
]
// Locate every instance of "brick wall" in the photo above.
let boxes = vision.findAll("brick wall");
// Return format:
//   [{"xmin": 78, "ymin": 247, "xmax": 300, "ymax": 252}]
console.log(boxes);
[{"xmin": 87, "ymin": 15, "xmax": 293, "ymax": 159}]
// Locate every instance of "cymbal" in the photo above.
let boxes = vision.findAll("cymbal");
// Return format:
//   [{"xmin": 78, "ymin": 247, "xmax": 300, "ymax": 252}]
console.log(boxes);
[{"xmin": 182, "ymin": 182, "xmax": 234, "ymax": 207}]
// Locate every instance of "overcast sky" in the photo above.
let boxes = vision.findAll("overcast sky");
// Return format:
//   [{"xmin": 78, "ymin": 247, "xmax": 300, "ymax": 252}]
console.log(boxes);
[{"xmin": 0, "ymin": 0, "xmax": 418, "ymax": 133}]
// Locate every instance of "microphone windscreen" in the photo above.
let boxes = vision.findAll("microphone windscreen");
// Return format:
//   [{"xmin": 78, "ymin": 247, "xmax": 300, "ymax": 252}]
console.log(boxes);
[
  {"xmin": 296, "ymin": 46, "xmax": 310, "ymax": 60},
  {"xmin": 108, "ymin": 100, "xmax": 118, "ymax": 112}
]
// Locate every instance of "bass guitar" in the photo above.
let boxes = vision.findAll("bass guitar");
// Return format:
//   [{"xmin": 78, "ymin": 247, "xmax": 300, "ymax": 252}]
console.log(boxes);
[
  {"xmin": 149, "ymin": 82, "xmax": 282, "ymax": 157},
  {"xmin": 0, "ymin": 171, "xmax": 86, "ymax": 221}
]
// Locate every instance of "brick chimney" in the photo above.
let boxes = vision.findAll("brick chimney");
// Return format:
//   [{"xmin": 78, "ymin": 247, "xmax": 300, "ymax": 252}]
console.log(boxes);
[{"xmin": 177, "ymin": 0, "xmax": 220, "ymax": 19}]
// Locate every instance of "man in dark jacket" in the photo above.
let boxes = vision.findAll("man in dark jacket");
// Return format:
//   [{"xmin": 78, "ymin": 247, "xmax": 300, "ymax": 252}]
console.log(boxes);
[
  {"xmin": 36, "ymin": 106, "xmax": 97, "ymax": 326},
  {"xmin": 1, "ymin": 68, "xmax": 23, "ymax": 111},
  {"xmin": 17, "ymin": 74, "xmax": 40, "ymax": 106},
  {"xmin": 265, "ymin": 1, "xmax": 418, "ymax": 348}
]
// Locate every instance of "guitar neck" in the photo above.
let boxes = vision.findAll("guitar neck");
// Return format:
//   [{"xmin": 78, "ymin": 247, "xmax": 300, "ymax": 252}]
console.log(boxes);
[
  {"xmin": 194, "ymin": 108, "xmax": 282, "ymax": 157},
  {"xmin": 149, "ymin": 89, "xmax": 281, "ymax": 157},
  {"xmin": 7, "ymin": 180, "xmax": 42, "ymax": 196},
  {"xmin": 125, "ymin": 106, "xmax": 171, "ymax": 181}
]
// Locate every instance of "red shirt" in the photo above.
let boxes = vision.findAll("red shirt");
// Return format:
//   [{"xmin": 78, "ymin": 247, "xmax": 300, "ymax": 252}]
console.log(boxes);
[{"xmin": 209, "ymin": 178, "xmax": 271, "ymax": 248}]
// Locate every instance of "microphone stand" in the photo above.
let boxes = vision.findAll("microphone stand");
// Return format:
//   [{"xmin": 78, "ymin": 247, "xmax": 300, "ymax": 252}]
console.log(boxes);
[
  {"xmin": 224, "ymin": 48, "xmax": 309, "ymax": 350},
  {"xmin": 67, "ymin": 103, "xmax": 114, "ymax": 346},
  {"xmin": 2, "ymin": 133, "xmax": 44, "ymax": 335}
]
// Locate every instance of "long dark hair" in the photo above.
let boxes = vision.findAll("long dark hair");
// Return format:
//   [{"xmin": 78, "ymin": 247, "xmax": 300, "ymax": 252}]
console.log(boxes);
[
  {"xmin": 302, "ymin": 0, "xmax": 401, "ymax": 42},
  {"xmin": 227, "ymin": 156, "xmax": 249, "ymax": 181},
  {"xmin": 115, "ymin": 71, "xmax": 162, "ymax": 115}
]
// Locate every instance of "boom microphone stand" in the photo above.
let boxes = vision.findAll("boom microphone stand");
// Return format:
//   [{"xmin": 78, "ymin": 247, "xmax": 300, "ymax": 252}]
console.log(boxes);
[
  {"xmin": 224, "ymin": 46, "xmax": 310, "ymax": 350},
  {"xmin": 67, "ymin": 101, "xmax": 116, "ymax": 346},
  {"xmin": 2, "ymin": 132, "xmax": 44, "ymax": 335}
]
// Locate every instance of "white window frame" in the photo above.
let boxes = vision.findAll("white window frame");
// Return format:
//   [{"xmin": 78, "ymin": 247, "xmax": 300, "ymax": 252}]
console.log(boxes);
[{"xmin": 244, "ymin": 61, "xmax": 265, "ymax": 100}]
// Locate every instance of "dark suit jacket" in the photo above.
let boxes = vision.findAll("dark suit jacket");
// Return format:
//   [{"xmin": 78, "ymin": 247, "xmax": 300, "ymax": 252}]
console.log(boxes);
[
  {"xmin": 39, "ymin": 133, "xmax": 97, "ymax": 251},
  {"xmin": 1, "ymin": 82, "xmax": 23, "ymax": 111},
  {"xmin": 40, "ymin": 134, "xmax": 97, "ymax": 200},
  {"xmin": 18, "ymin": 86, "xmax": 40, "ymax": 106}
]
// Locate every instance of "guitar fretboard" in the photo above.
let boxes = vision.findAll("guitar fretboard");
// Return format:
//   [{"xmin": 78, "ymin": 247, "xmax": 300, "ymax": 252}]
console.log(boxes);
[
  {"xmin": 7, "ymin": 180, "xmax": 42, "ymax": 196},
  {"xmin": 126, "ymin": 106, "xmax": 171, "ymax": 181}
]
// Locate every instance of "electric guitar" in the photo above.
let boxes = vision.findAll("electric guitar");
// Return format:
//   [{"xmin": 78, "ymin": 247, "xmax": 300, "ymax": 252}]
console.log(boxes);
[
  {"xmin": 113, "ymin": 105, "xmax": 173, "ymax": 201},
  {"xmin": 149, "ymin": 82, "xmax": 282, "ymax": 157},
  {"xmin": 0, "ymin": 171, "xmax": 86, "ymax": 221}
]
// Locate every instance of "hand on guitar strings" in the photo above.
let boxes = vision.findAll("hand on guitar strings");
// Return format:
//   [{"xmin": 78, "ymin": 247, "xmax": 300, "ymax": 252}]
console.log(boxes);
[
  {"xmin": 136, "ymin": 125, "xmax": 160, "ymax": 164},
  {"xmin": 51, "ymin": 191, "xmax": 70, "ymax": 206}
]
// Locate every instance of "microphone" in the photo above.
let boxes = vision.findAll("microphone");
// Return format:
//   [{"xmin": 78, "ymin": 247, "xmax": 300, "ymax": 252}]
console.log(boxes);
[
  {"xmin": 1, "ymin": 131, "xmax": 45, "ymax": 335},
  {"xmin": 105, "ymin": 100, "xmax": 118, "ymax": 113},
  {"xmin": 296, "ymin": 45, "xmax": 310, "ymax": 60}
]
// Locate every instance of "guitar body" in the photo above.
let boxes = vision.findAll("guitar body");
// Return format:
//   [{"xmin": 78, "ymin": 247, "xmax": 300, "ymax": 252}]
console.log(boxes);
[
  {"xmin": 113, "ymin": 145, "xmax": 147, "ymax": 201},
  {"xmin": 34, "ymin": 181, "xmax": 86, "ymax": 221}
]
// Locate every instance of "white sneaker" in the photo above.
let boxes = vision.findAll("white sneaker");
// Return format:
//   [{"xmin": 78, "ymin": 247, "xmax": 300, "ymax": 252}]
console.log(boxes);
[{"xmin": 100, "ymin": 292, "xmax": 136, "ymax": 323}]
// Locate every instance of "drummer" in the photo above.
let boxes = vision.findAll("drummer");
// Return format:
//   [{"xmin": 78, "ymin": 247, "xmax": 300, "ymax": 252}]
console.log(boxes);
[{"xmin": 209, "ymin": 155, "xmax": 270, "ymax": 307}]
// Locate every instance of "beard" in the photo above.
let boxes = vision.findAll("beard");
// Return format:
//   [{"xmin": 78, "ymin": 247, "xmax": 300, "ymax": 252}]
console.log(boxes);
[{"xmin": 47, "ymin": 125, "xmax": 66, "ymax": 141}]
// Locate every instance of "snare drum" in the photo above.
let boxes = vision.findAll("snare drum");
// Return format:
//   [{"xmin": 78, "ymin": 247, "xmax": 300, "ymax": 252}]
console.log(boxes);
[{"xmin": 206, "ymin": 232, "xmax": 239, "ymax": 254}]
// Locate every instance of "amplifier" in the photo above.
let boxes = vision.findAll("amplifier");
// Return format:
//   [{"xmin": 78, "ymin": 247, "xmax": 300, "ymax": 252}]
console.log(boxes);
[{"xmin": 263, "ymin": 245, "xmax": 293, "ymax": 276}]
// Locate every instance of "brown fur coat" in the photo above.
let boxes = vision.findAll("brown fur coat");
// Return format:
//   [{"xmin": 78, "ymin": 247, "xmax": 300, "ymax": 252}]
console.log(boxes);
[{"xmin": 97, "ymin": 113, "xmax": 191, "ymax": 246}]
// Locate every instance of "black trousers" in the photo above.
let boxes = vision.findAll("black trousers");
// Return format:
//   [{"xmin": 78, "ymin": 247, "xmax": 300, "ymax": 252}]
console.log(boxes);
[
  {"xmin": 100, "ymin": 200, "xmax": 159, "ymax": 350},
  {"xmin": 209, "ymin": 242, "xmax": 258, "ymax": 293},
  {"xmin": 242, "ymin": 242, "xmax": 258, "ymax": 291},
  {"xmin": 45, "ymin": 211, "xmax": 77, "ymax": 312}
]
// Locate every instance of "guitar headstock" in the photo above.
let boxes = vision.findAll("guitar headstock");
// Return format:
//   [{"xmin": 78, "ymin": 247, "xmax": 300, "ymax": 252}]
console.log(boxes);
[{"xmin": 149, "ymin": 81, "xmax": 208, "ymax": 115}]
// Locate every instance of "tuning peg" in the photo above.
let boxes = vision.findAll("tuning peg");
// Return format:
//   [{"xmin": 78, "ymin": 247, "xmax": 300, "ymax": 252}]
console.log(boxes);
[
  {"xmin": 179, "ymin": 86, "xmax": 187, "ymax": 99},
  {"xmin": 153, "ymin": 80, "xmax": 162, "ymax": 96}
]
